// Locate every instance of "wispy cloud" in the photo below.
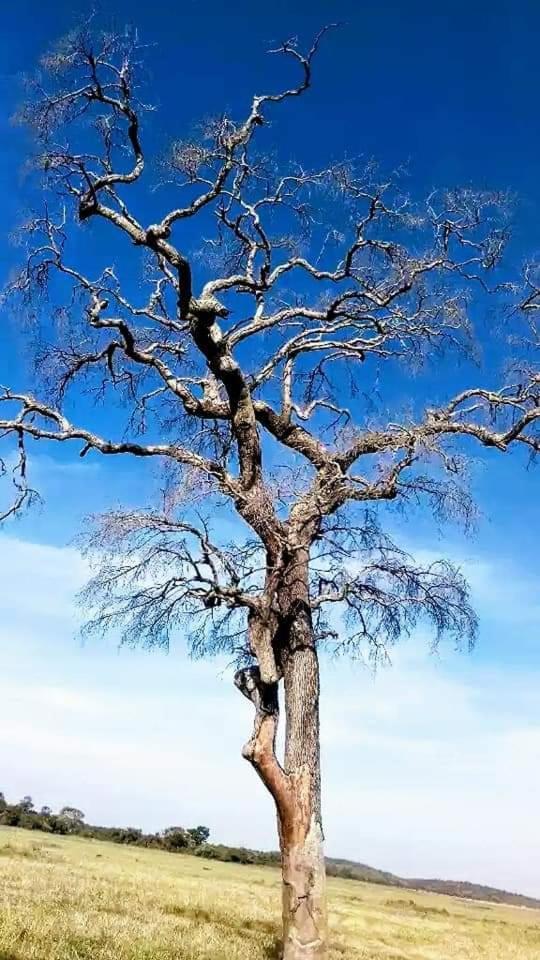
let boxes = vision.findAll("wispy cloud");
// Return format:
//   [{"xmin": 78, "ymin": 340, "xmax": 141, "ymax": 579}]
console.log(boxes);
[
  {"xmin": 0, "ymin": 534, "xmax": 539, "ymax": 897},
  {"xmin": 0, "ymin": 534, "xmax": 87, "ymax": 620}
]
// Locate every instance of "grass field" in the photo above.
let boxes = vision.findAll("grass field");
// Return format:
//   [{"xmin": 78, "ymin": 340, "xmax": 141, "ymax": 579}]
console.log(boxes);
[{"xmin": 0, "ymin": 827, "xmax": 539, "ymax": 960}]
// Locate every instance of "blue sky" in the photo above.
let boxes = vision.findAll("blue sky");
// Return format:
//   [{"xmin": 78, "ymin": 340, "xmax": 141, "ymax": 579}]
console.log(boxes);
[{"xmin": 0, "ymin": 0, "xmax": 539, "ymax": 896}]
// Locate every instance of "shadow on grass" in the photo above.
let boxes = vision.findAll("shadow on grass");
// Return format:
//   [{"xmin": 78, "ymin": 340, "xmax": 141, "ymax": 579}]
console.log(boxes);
[
  {"xmin": 163, "ymin": 902, "xmax": 279, "ymax": 938},
  {"xmin": 164, "ymin": 902, "xmax": 285, "ymax": 958},
  {"xmin": 262, "ymin": 938, "xmax": 282, "ymax": 959},
  {"xmin": 261, "ymin": 937, "xmax": 350, "ymax": 959},
  {"xmin": 385, "ymin": 897, "xmax": 451, "ymax": 918},
  {"xmin": 0, "ymin": 845, "xmax": 36, "ymax": 860}
]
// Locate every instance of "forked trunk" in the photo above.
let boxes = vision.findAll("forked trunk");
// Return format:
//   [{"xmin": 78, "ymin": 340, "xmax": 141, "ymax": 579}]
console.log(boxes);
[{"xmin": 236, "ymin": 548, "xmax": 328, "ymax": 959}]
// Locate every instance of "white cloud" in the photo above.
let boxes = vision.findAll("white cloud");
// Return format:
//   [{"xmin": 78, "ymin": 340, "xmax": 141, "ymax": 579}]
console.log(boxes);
[
  {"xmin": 0, "ymin": 535, "xmax": 539, "ymax": 898},
  {"xmin": 0, "ymin": 535, "xmax": 87, "ymax": 620},
  {"xmin": 320, "ymin": 645, "xmax": 540, "ymax": 895},
  {"xmin": 404, "ymin": 542, "xmax": 540, "ymax": 626}
]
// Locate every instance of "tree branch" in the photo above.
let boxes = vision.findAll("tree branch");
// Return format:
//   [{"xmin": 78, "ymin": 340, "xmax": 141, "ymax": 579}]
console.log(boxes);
[{"xmin": 234, "ymin": 665, "xmax": 291, "ymax": 812}]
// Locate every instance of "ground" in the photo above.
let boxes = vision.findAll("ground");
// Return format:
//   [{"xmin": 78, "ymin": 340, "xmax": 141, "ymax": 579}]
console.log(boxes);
[{"xmin": 0, "ymin": 827, "xmax": 538, "ymax": 960}]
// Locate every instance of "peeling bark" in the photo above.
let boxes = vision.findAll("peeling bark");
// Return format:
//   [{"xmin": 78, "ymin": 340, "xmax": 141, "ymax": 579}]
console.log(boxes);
[
  {"xmin": 279, "ymin": 637, "xmax": 327, "ymax": 959},
  {"xmin": 281, "ymin": 813, "xmax": 327, "ymax": 960}
]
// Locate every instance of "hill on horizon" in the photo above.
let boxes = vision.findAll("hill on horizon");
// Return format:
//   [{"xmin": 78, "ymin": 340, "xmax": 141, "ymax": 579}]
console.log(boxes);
[{"xmin": 325, "ymin": 855, "xmax": 540, "ymax": 909}]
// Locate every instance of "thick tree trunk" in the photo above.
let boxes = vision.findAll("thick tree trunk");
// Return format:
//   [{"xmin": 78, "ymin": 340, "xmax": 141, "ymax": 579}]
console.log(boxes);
[
  {"xmin": 279, "ymin": 643, "xmax": 327, "ymax": 959},
  {"xmin": 236, "ymin": 547, "xmax": 328, "ymax": 959},
  {"xmin": 277, "ymin": 543, "xmax": 327, "ymax": 958},
  {"xmin": 280, "ymin": 812, "xmax": 327, "ymax": 960}
]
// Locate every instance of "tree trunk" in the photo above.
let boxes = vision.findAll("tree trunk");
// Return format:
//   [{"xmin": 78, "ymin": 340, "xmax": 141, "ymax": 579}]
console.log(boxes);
[
  {"xmin": 279, "ymin": 643, "xmax": 327, "ymax": 959},
  {"xmin": 278, "ymin": 543, "xmax": 327, "ymax": 959},
  {"xmin": 236, "ymin": 547, "xmax": 328, "ymax": 959}
]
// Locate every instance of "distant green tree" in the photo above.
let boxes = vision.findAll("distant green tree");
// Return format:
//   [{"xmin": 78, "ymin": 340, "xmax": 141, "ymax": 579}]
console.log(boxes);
[
  {"xmin": 59, "ymin": 807, "xmax": 85, "ymax": 832},
  {"xmin": 162, "ymin": 827, "xmax": 191, "ymax": 851},
  {"xmin": 107, "ymin": 827, "xmax": 143, "ymax": 845},
  {"xmin": 122, "ymin": 827, "xmax": 143, "ymax": 844},
  {"xmin": 0, "ymin": 808, "xmax": 21, "ymax": 826},
  {"xmin": 187, "ymin": 826, "xmax": 211, "ymax": 847},
  {"xmin": 47, "ymin": 816, "xmax": 69, "ymax": 835},
  {"xmin": 19, "ymin": 796, "xmax": 34, "ymax": 813}
]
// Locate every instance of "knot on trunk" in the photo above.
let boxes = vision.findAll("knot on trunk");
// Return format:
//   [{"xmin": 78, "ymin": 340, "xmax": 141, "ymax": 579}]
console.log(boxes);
[
  {"xmin": 79, "ymin": 195, "xmax": 97, "ymax": 221},
  {"xmin": 145, "ymin": 223, "xmax": 171, "ymax": 243},
  {"xmin": 189, "ymin": 294, "xmax": 230, "ymax": 320},
  {"xmin": 234, "ymin": 665, "xmax": 278, "ymax": 715}
]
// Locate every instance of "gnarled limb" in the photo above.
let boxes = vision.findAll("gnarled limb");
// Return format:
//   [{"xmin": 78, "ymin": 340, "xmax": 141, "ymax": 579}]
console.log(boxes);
[
  {"xmin": 0, "ymin": 390, "xmax": 228, "ymax": 477},
  {"xmin": 234, "ymin": 665, "xmax": 290, "ymax": 815}
]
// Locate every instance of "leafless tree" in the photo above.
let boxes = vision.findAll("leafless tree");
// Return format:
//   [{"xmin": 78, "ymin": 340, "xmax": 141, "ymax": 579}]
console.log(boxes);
[{"xmin": 1, "ymin": 21, "xmax": 539, "ymax": 959}]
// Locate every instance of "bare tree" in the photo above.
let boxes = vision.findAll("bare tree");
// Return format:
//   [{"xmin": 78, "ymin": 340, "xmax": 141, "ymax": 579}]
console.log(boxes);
[{"xmin": 1, "ymin": 21, "xmax": 539, "ymax": 959}]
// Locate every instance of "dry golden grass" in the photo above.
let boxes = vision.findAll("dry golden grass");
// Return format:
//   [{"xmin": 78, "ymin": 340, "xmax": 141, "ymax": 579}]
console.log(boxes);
[{"xmin": 0, "ymin": 826, "xmax": 538, "ymax": 959}]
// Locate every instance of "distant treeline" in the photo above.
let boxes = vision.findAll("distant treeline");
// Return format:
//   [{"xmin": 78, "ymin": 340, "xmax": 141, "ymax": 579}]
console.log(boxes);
[
  {"xmin": 0, "ymin": 790, "xmax": 278, "ymax": 865},
  {"xmin": 2, "ymin": 790, "xmax": 539, "ymax": 909},
  {"xmin": 0, "ymin": 791, "xmax": 212, "ymax": 852},
  {"xmin": 0, "ymin": 790, "xmax": 351, "ymax": 871}
]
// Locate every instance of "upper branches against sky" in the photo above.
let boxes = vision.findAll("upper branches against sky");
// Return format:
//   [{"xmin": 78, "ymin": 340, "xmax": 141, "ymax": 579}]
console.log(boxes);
[{"xmin": 0, "ymin": 23, "xmax": 538, "ymax": 651}]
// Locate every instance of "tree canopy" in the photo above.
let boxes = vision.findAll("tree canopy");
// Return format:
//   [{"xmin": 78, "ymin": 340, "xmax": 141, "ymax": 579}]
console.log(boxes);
[{"xmin": 0, "ymin": 23, "xmax": 537, "ymax": 669}]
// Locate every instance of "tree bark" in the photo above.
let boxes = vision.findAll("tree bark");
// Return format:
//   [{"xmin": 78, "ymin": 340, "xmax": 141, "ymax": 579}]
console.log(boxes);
[
  {"xmin": 278, "ymin": 543, "xmax": 327, "ymax": 960},
  {"xmin": 279, "ymin": 642, "xmax": 327, "ymax": 960},
  {"xmin": 237, "ymin": 547, "xmax": 328, "ymax": 959}
]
